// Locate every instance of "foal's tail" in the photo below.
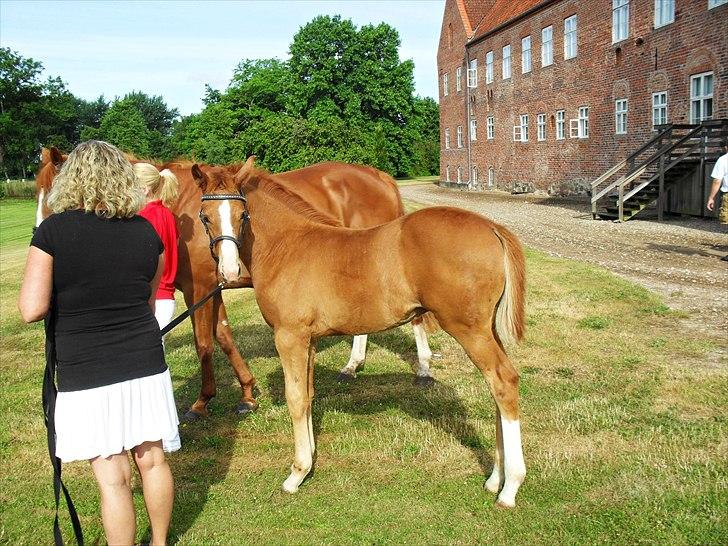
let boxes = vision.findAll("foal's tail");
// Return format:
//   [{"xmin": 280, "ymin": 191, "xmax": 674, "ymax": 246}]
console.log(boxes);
[{"xmin": 492, "ymin": 225, "xmax": 526, "ymax": 347}]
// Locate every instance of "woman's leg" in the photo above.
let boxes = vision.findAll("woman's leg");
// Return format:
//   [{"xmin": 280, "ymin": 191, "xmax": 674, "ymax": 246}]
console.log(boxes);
[
  {"xmin": 90, "ymin": 452, "xmax": 135, "ymax": 545},
  {"xmin": 132, "ymin": 440, "xmax": 174, "ymax": 546}
]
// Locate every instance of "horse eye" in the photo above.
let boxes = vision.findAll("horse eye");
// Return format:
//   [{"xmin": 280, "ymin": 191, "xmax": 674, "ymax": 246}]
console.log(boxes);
[{"xmin": 200, "ymin": 214, "xmax": 209, "ymax": 223}]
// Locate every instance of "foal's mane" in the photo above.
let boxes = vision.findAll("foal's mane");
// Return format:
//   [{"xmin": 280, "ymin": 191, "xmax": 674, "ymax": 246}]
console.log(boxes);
[
  {"xmin": 36, "ymin": 161, "xmax": 57, "ymax": 192},
  {"xmin": 246, "ymin": 168, "xmax": 344, "ymax": 228}
]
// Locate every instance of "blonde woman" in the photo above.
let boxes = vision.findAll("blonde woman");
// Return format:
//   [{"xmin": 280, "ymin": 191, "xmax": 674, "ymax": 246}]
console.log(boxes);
[
  {"xmin": 18, "ymin": 140, "xmax": 178, "ymax": 546},
  {"xmin": 135, "ymin": 163, "xmax": 180, "ymax": 330}
]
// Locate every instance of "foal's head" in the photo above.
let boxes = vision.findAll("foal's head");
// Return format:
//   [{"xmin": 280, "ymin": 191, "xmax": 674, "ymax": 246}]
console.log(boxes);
[
  {"xmin": 35, "ymin": 147, "xmax": 66, "ymax": 227},
  {"xmin": 192, "ymin": 159, "xmax": 253, "ymax": 283}
]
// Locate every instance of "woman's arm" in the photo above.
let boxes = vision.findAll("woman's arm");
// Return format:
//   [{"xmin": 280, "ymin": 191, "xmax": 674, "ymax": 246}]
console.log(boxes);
[
  {"xmin": 18, "ymin": 247, "xmax": 53, "ymax": 323},
  {"xmin": 149, "ymin": 252, "xmax": 165, "ymax": 312}
]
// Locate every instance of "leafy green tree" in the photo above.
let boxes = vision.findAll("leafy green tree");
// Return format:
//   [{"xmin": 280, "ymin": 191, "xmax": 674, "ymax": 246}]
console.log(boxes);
[{"xmin": 94, "ymin": 99, "xmax": 151, "ymax": 157}]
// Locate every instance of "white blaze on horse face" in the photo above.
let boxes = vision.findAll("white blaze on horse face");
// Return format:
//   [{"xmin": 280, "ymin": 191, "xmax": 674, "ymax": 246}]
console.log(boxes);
[
  {"xmin": 217, "ymin": 200, "xmax": 241, "ymax": 282},
  {"xmin": 35, "ymin": 189, "xmax": 45, "ymax": 227},
  {"xmin": 496, "ymin": 417, "xmax": 526, "ymax": 507}
]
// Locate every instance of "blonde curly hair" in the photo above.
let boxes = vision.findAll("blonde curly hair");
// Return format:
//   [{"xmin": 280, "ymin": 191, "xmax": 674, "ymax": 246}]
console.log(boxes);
[{"xmin": 46, "ymin": 140, "xmax": 145, "ymax": 218}]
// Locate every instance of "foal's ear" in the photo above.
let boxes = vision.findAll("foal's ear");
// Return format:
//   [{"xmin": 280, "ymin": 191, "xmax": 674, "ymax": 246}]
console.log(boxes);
[
  {"xmin": 234, "ymin": 155, "xmax": 256, "ymax": 184},
  {"xmin": 191, "ymin": 164, "xmax": 208, "ymax": 189},
  {"xmin": 49, "ymin": 146, "xmax": 65, "ymax": 167}
]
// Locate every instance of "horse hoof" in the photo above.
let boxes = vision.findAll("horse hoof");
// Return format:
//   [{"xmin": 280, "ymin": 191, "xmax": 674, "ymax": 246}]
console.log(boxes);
[
  {"xmin": 495, "ymin": 499, "xmax": 516, "ymax": 509},
  {"xmin": 235, "ymin": 401, "xmax": 257, "ymax": 416},
  {"xmin": 336, "ymin": 372, "xmax": 356, "ymax": 383},
  {"xmin": 181, "ymin": 410, "xmax": 205, "ymax": 423},
  {"xmin": 413, "ymin": 375, "xmax": 435, "ymax": 388}
]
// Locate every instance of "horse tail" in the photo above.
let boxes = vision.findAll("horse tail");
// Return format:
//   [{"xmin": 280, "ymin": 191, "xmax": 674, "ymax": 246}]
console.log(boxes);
[{"xmin": 492, "ymin": 224, "xmax": 526, "ymax": 347}]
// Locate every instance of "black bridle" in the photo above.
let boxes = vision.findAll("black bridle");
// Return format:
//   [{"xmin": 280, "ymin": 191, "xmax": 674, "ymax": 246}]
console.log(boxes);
[{"xmin": 199, "ymin": 193, "xmax": 250, "ymax": 262}]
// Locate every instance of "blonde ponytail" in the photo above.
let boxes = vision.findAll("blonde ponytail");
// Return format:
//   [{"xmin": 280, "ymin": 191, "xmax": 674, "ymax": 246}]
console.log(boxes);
[{"xmin": 134, "ymin": 163, "xmax": 179, "ymax": 207}]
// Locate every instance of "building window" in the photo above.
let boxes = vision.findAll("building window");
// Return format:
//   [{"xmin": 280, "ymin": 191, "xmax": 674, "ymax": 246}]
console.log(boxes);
[
  {"xmin": 537, "ymin": 113, "xmax": 546, "ymax": 141},
  {"xmin": 690, "ymin": 72, "xmax": 713, "ymax": 123},
  {"xmin": 456, "ymin": 66, "xmax": 462, "ymax": 92},
  {"xmin": 457, "ymin": 166, "xmax": 462, "ymax": 183},
  {"xmin": 514, "ymin": 114, "xmax": 529, "ymax": 142},
  {"xmin": 457, "ymin": 125, "xmax": 463, "ymax": 148},
  {"xmin": 542, "ymin": 26, "xmax": 553, "ymax": 67},
  {"xmin": 487, "ymin": 115, "xmax": 495, "ymax": 139},
  {"xmin": 488, "ymin": 167, "xmax": 495, "ymax": 187},
  {"xmin": 446, "ymin": 165, "xmax": 450, "ymax": 182},
  {"xmin": 556, "ymin": 110, "xmax": 565, "ymax": 140},
  {"xmin": 502, "ymin": 45, "xmax": 512, "ymax": 79},
  {"xmin": 652, "ymin": 92, "xmax": 668, "ymax": 128},
  {"xmin": 470, "ymin": 119, "xmax": 477, "ymax": 141},
  {"xmin": 442, "ymin": 73, "xmax": 448, "ymax": 96},
  {"xmin": 615, "ymin": 99, "xmax": 628, "ymax": 134},
  {"xmin": 522, "ymin": 36, "xmax": 532, "ymax": 73},
  {"xmin": 564, "ymin": 15, "xmax": 577, "ymax": 59},
  {"xmin": 472, "ymin": 165, "xmax": 478, "ymax": 184},
  {"xmin": 486, "ymin": 51, "xmax": 494, "ymax": 83},
  {"xmin": 570, "ymin": 106, "xmax": 589, "ymax": 138},
  {"xmin": 444, "ymin": 128, "xmax": 450, "ymax": 149},
  {"xmin": 654, "ymin": 0, "xmax": 675, "ymax": 27},
  {"xmin": 708, "ymin": 0, "xmax": 727, "ymax": 8},
  {"xmin": 467, "ymin": 59, "xmax": 478, "ymax": 88},
  {"xmin": 613, "ymin": 0, "xmax": 630, "ymax": 43}
]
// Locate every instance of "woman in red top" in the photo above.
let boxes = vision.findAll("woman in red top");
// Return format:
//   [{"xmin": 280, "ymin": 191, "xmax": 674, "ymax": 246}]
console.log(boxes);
[{"xmin": 135, "ymin": 163, "xmax": 179, "ymax": 332}]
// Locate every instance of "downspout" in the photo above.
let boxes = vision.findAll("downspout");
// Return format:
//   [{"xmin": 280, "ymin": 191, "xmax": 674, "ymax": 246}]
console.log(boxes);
[{"xmin": 465, "ymin": 46, "xmax": 473, "ymax": 189}]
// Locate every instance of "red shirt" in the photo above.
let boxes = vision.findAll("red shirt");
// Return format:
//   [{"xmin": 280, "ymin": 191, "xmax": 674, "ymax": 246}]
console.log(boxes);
[{"xmin": 139, "ymin": 200, "xmax": 178, "ymax": 300}]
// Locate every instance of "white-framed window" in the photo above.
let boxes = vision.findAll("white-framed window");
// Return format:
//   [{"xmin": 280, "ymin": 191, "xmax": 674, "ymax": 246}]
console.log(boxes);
[
  {"xmin": 457, "ymin": 125, "xmax": 463, "ymax": 148},
  {"xmin": 513, "ymin": 114, "xmax": 529, "ymax": 142},
  {"xmin": 446, "ymin": 165, "xmax": 450, "ymax": 182},
  {"xmin": 613, "ymin": 0, "xmax": 630, "ymax": 43},
  {"xmin": 457, "ymin": 166, "xmax": 462, "ymax": 183},
  {"xmin": 564, "ymin": 15, "xmax": 577, "ymax": 59},
  {"xmin": 487, "ymin": 115, "xmax": 495, "ymax": 140},
  {"xmin": 708, "ymin": 0, "xmax": 727, "ymax": 8},
  {"xmin": 522, "ymin": 36, "xmax": 532, "ymax": 73},
  {"xmin": 502, "ymin": 45, "xmax": 512, "ymax": 79},
  {"xmin": 570, "ymin": 106, "xmax": 589, "ymax": 138},
  {"xmin": 472, "ymin": 165, "xmax": 478, "ymax": 184},
  {"xmin": 615, "ymin": 99, "xmax": 628, "ymax": 134},
  {"xmin": 537, "ymin": 113, "xmax": 546, "ymax": 141},
  {"xmin": 541, "ymin": 26, "xmax": 553, "ymax": 67},
  {"xmin": 690, "ymin": 72, "xmax": 713, "ymax": 123},
  {"xmin": 467, "ymin": 59, "xmax": 478, "ymax": 88},
  {"xmin": 488, "ymin": 167, "xmax": 495, "ymax": 188},
  {"xmin": 442, "ymin": 73, "xmax": 448, "ymax": 96},
  {"xmin": 486, "ymin": 51, "xmax": 494, "ymax": 83},
  {"xmin": 652, "ymin": 91, "xmax": 668, "ymax": 128},
  {"xmin": 470, "ymin": 118, "xmax": 477, "ymax": 141},
  {"xmin": 654, "ymin": 0, "xmax": 675, "ymax": 27},
  {"xmin": 456, "ymin": 66, "xmax": 462, "ymax": 92},
  {"xmin": 444, "ymin": 128, "xmax": 450, "ymax": 149},
  {"xmin": 556, "ymin": 110, "xmax": 565, "ymax": 140}
]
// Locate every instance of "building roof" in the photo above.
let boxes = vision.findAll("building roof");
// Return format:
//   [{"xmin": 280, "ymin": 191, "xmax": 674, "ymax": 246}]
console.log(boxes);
[{"xmin": 463, "ymin": 0, "xmax": 548, "ymax": 42}]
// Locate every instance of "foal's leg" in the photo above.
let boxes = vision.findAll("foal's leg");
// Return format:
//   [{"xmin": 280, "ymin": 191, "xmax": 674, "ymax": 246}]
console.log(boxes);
[
  {"xmin": 337, "ymin": 335, "xmax": 368, "ymax": 381},
  {"xmin": 184, "ymin": 286, "xmax": 217, "ymax": 420},
  {"xmin": 275, "ymin": 328, "xmax": 315, "ymax": 493},
  {"xmin": 411, "ymin": 318, "xmax": 435, "ymax": 386},
  {"xmin": 484, "ymin": 406, "xmax": 504, "ymax": 493},
  {"xmin": 451, "ymin": 327, "xmax": 526, "ymax": 508},
  {"xmin": 212, "ymin": 295, "xmax": 258, "ymax": 415}
]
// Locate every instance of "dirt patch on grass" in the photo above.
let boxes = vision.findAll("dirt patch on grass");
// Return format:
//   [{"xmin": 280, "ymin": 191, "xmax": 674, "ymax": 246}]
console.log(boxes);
[{"xmin": 400, "ymin": 184, "xmax": 728, "ymax": 343}]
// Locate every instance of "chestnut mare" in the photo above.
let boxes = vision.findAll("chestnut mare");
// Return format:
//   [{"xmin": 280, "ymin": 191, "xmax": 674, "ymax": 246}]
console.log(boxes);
[
  {"xmin": 194, "ymin": 159, "xmax": 528, "ymax": 508},
  {"xmin": 35, "ymin": 148, "xmax": 436, "ymax": 419}
]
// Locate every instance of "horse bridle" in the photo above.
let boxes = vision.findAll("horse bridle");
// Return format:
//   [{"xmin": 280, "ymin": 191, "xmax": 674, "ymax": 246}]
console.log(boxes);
[{"xmin": 199, "ymin": 192, "xmax": 250, "ymax": 262}]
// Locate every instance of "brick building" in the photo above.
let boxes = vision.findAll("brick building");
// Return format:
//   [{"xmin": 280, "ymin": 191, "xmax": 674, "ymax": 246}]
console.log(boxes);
[{"xmin": 437, "ymin": 0, "xmax": 728, "ymax": 196}]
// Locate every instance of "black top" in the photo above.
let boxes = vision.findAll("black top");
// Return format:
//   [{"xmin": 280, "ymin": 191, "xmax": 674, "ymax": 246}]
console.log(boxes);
[{"xmin": 31, "ymin": 209, "xmax": 167, "ymax": 392}]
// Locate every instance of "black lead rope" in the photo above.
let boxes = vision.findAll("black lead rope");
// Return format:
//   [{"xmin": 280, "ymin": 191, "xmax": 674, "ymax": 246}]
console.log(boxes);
[
  {"xmin": 160, "ymin": 282, "xmax": 226, "ymax": 337},
  {"xmin": 43, "ymin": 304, "xmax": 84, "ymax": 546}
]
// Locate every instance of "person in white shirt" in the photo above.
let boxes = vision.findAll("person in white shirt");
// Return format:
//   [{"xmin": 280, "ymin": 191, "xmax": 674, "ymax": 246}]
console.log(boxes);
[{"xmin": 706, "ymin": 138, "xmax": 728, "ymax": 261}]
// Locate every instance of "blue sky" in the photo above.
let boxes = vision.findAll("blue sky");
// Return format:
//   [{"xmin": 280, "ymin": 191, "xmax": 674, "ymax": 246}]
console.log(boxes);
[{"xmin": 1, "ymin": 0, "xmax": 445, "ymax": 116}]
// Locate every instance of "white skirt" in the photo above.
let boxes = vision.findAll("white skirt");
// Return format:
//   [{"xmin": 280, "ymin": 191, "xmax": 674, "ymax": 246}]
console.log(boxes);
[{"xmin": 55, "ymin": 369, "xmax": 181, "ymax": 462}]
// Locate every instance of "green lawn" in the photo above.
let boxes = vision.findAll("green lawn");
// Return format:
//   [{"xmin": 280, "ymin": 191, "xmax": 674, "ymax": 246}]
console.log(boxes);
[{"xmin": 1, "ymin": 198, "xmax": 726, "ymax": 545}]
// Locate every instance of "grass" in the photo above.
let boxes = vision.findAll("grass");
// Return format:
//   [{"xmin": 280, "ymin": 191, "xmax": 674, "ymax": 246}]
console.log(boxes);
[
  {"xmin": 1, "ymin": 199, "xmax": 726, "ymax": 545},
  {"xmin": 396, "ymin": 175, "xmax": 439, "ymax": 187},
  {"xmin": 1, "ymin": 180, "xmax": 36, "ymax": 199}
]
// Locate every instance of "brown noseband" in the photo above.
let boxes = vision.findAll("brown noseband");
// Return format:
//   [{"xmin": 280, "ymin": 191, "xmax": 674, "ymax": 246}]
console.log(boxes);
[{"xmin": 199, "ymin": 193, "xmax": 250, "ymax": 262}]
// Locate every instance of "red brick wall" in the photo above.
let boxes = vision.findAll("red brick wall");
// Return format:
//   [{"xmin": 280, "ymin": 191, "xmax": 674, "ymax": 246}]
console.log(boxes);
[{"xmin": 438, "ymin": 0, "xmax": 728, "ymax": 194}]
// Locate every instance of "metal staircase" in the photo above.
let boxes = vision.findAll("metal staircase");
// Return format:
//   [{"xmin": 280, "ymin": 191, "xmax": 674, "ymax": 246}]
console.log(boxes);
[{"xmin": 591, "ymin": 120, "xmax": 728, "ymax": 221}]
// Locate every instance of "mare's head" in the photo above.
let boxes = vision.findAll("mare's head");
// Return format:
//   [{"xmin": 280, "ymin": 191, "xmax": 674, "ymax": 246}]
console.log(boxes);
[
  {"xmin": 192, "ymin": 157, "xmax": 254, "ymax": 283},
  {"xmin": 35, "ymin": 147, "xmax": 67, "ymax": 227}
]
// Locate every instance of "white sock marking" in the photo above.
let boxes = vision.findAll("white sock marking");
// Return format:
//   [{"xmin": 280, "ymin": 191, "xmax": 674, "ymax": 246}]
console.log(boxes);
[{"xmin": 497, "ymin": 417, "xmax": 526, "ymax": 507}]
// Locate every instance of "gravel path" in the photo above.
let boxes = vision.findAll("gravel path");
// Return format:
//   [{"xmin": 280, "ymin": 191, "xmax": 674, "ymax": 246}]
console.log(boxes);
[{"xmin": 400, "ymin": 184, "xmax": 728, "ymax": 336}]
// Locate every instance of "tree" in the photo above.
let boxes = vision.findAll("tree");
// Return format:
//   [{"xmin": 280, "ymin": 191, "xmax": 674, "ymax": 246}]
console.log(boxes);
[{"xmin": 93, "ymin": 98, "xmax": 151, "ymax": 157}]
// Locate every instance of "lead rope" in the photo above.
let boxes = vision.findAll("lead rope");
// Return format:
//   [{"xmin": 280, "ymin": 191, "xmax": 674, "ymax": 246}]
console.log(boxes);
[{"xmin": 160, "ymin": 282, "xmax": 226, "ymax": 337}]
